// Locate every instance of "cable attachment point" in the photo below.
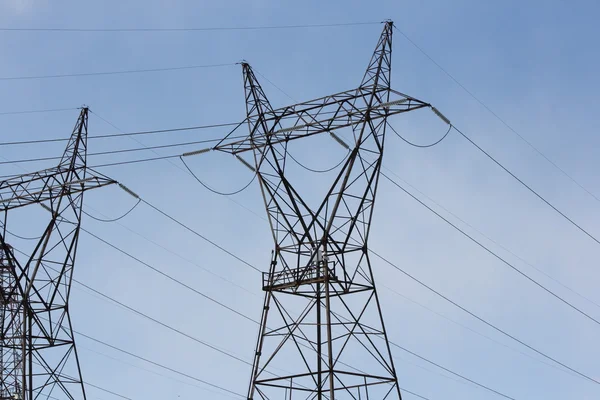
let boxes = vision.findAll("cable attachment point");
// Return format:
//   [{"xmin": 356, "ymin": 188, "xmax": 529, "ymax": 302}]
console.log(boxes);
[
  {"xmin": 236, "ymin": 155, "xmax": 256, "ymax": 172},
  {"xmin": 182, "ymin": 148, "xmax": 211, "ymax": 157},
  {"xmin": 329, "ymin": 131, "xmax": 350, "ymax": 150},
  {"xmin": 118, "ymin": 183, "xmax": 139, "ymax": 199},
  {"xmin": 431, "ymin": 106, "xmax": 451, "ymax": 125}
]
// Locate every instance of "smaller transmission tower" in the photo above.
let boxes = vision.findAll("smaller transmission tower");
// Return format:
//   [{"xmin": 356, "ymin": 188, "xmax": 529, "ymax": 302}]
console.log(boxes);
[
  {"xmin": 1, "ymin": 243, "xmax": 23, "ymax": 400},
  {"xmin": 0, "ymin": 107, "xmax": 115, "ymax": 400}
]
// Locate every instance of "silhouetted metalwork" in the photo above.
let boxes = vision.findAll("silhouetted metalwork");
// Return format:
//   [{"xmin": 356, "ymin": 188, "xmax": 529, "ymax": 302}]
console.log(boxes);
[
  {"xmin": 0, "ymin": 108, "xmax": 115, "ymax": 400},
  {"xmin": 212, "ymin": 21, "xmax": 429, "ymax": 399},
  {"xmin": 1, "ymin": 243, "xmax": 22, "ymax": 400}
]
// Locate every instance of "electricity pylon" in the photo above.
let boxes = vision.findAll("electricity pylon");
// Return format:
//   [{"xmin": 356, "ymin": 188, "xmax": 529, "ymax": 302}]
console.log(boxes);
[
  {"xmin": 1, "ymin": 244, "xmax": 22, "ymax": 400},
  {"xmin": 207, "ymin": 21, "xmax": 430, "ymax": 399},
  {"xmin": 0, "ymin": 108, "xmax": 115, "ymax": 400}
]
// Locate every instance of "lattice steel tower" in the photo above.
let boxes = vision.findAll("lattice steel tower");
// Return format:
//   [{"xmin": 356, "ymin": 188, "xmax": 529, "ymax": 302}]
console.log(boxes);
[
  {"xmin": 1, "ymin": 243, "xmax": 22, "ymax": 400},
  {"xmin": 0, "ymin": 108, "xmax": 114, "ymax": 400},
  {"xmin": 208, "ymin": 21, "xmax": 429, "ymax": 399}
]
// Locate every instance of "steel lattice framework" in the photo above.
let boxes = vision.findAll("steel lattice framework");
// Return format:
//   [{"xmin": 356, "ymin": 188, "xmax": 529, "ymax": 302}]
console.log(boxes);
[
  {"xmin": 0, "ymin": 108, "xmax": 115, "ymax": 400},
  {"xmin": 1, "ymin": 244, "xmax": 22, "ymax": 400},
  {"xmin": 210, "ymin": 21, "xmax": 430, "ymax": 399}
]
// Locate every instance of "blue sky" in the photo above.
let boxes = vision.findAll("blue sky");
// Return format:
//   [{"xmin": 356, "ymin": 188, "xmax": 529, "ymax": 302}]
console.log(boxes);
[{"xmin": 1, "ymin": 0, "xmax": 599, "ymax": 399}]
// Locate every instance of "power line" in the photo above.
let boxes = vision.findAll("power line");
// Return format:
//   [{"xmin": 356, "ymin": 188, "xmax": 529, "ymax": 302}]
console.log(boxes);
[
  {"xmin": 392, "ymin": 25, "xmax": 600, "ymax": 204},
  {"xmin": 287, "ymin": 150, "xmax": 350, "ymax": 173},
  {"xmin": 138, "ymin": 198, "xmax": 261, "ymax": 272},
  {"xmin": 81, "ymin": 227, "xmax": 258, "ymax": 325},
  {"xmin": 73, "ymin": 117, "xmax": 600, "ymax": 328},
  {"xmin": 77, "ymin": 198, "xmax": 519, "ymax": 400},
  {"xmin": 68, "ymin": 253, "xmax": 253, "ymax": 367},
  {"xmin": 83, "ymin": 204, "xmax": 258, "ymax": 297},
  {"xmin": 1, "ymin": 223, "xmax": 43, "ymax": 240},
  {"xmin": 79, "ymin": 346, "xmax": 235, "ymax": 399},
  {"xmin": 9, "ymin": 248, "xmax": 269, "ymax": 399},
  {"xmin": 0, "ymin": 21, "xmax": 379, "ymax": 32},
  {"xmin": 76, "ymin": 332, "xmax": 245, "ymax": 398},
  {"xmin": 0, "ymin": 107, "xmax": 78, "ymax": 116},
  {"xmin": 34, "ymin": 309, "xmax": 241, "ymax": 399},
  {"xmin": 0, "ymin": 154, "xmax": 183, "ymax": 174},
  {"xmin": 55, "ymin": 242, "xmax": 313, "ymax": 393},
  {"xmin": 12, "ymin": 113, "xmax": 586, "ymax": 316},
  {"xmin": 80, "ymin": 381, "xmax": 132, "ymax": 400},
  {"xmin": 80, "ymin": 324, "xmax": 431, "ymax": 400},
  {"xmin": 375, "ymin": 173, "xmax": 600, "ymax": 385},
  {"xmin": 381, "ymin": 165, "xmax": 600, "ymax": 311},
  {"xmin": 0, "ymin": 121, "xmax": 243, "ymax": 146},
  {"xmin": 4, "ymin": 24, "xmax": 589, "ymax": 399},
  {"xmin": 6, "ymin": 130, "xmax": 596, "ymax": 319},
  {"xmin": 381, "ymin": 167, "xmax": 600, "ymax": 327},
  {"xmin": 7, "ymin": 160, "xmax": 586, "ymax": 393},
  {"xmin": 82, "ymin": 191, "xmax": 576, "ymax": 399},
  {"xmin": 91, "ymin": 154, "xmax": 182, "ymax": 168},
  {"xmin": 373, "ymin": 248, "xmax": 597, "ymax": 386},
  {"xmin": 227, "ymin": 66, "xmax": 599, "ymax": 316},
  {"xmin": 10, "ymin": 244, "xmax": 254, "ymax": 368},
  {"xmin": 5, "ymin": 139, "xmax": 593, "ymax": 392},
  {"xmin": 0, "ymin": 136, "xmax": 243, "ymax": 165},
  {"xmin": 327, "ymin": 310, "xmax": 514, "ymax": 399},
  {"xmin": 89, "ymin": 108, "xmax": 266, "ymax": 223},
  {"xmin": 28, "ymin": 358, "xmax": 132, "ymax": 400},
  {"xmin": 253, "ymin": 67, "xmax": 298, "ymax": 103},
  {"xmin": 380, "ymin": 282, "xmax": 567, "ymax": 375},
  {"xmin": 388, "ymin": 342, "xmax": 515, "ymax": 400},
  {"xmin": 14, "ymin": 251, "xmax": 252, "ymax": 398},
  {"xmin": 0, "ymin": 63, "xmax": 235, "ymax": 81},
  {"xmin": 106, "ymin": 145, "xmax": 593, "ymax": 394},
  {"xmin": 388, "ymin": 122, "xmax": 452, "ymax": 148},
  {"xmin": 453, "ymin": 125, "xmax": 600, "ymax": 247},
  {"xmin": 75, "ymin": 168, "xmax": 600, "ymax": 387},
  {"xmin": 75, "ymin": 236, "xmax": 509, "ymax": 399},
  {"xmin": 221, "ymin": 67, "xmax": 595, "ymax": 317},
  {"xmin": 390, "ymin": 114, "xmax": 600, "ymax": 325},
  {"xmin": 82, "ymin": 199, "xmax": 141, "ymax": 223},
  {"xmin": 181, "ymin": 156, "xmax": 257, "ymax": 196},
  {"xmin": 401, "ymin": 388, "xmax": 431, "ymax": 400}
]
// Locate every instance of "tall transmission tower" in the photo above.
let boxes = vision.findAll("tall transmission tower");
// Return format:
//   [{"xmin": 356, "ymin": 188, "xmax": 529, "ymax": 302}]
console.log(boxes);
[
  {"xmin": 0, "ymin": 108, "xmax": 115, "ymax": 400},
  {"xmin": 206, "ymin": 21, "xmax": 430, "ymax": 399}
]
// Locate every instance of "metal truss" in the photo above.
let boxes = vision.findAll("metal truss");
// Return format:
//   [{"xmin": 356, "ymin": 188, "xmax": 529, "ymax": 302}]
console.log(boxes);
[
  {"xmin": 1, "ymin": 243, "xmax": 22, "ymax": 400},
  {"xmin": 0, "ymin": 108, "xmax": 115, "ymax": 400},
  {"xmin": 211, "ymin": 21, "xmax": 430, "ymax": 399}
]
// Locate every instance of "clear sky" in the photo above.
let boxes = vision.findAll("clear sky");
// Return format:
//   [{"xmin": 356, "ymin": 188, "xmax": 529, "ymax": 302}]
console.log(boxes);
[{"xmin": 1, "ymin": 0, "xmax": 599, "ymax": 399}]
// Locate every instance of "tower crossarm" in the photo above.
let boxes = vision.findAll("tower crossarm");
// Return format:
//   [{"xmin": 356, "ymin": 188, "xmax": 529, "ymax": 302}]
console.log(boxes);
[
  {"xmin": 0, "ymin": 167, "xmax": 115, "ymax": 211},
  {"xmin": 211, "ymin": 87, "xmax": 429, "ymax": 156}
]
